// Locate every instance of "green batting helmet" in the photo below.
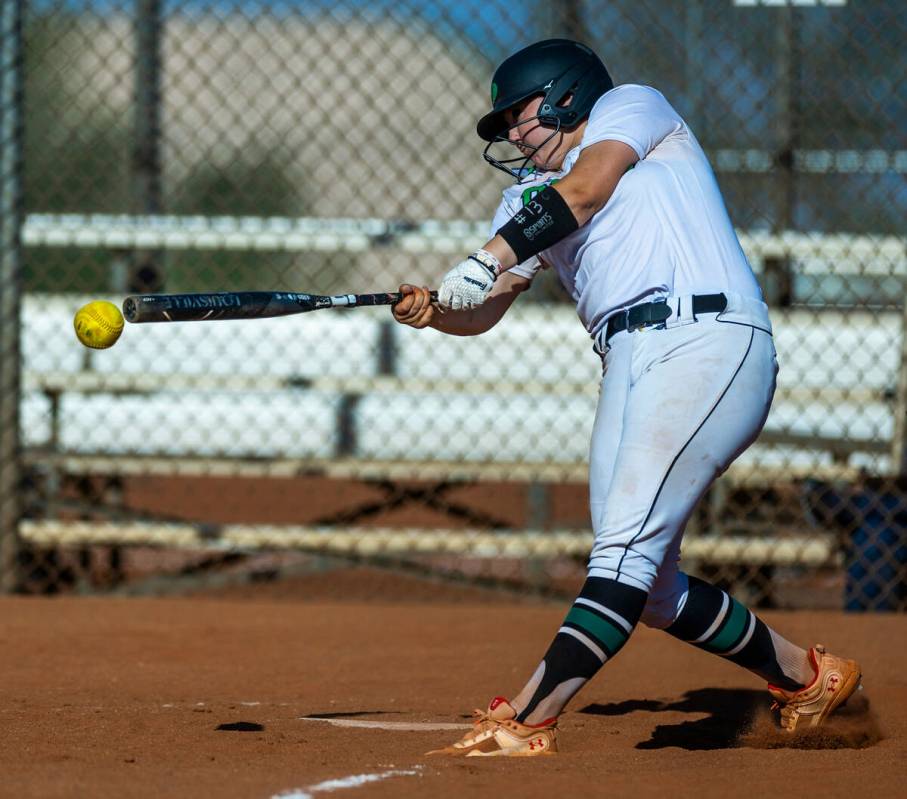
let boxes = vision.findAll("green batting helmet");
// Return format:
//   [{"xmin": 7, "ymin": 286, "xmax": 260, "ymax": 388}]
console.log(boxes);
[{"xmin": 477, "ymin": 39, "xmax": 614, "ymax": 142}]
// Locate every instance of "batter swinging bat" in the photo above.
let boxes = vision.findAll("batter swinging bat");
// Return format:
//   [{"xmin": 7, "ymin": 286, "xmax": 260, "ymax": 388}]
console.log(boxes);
[{"xmin": 122, "ymin": 290, "xmax": 438, "ymax": 324}]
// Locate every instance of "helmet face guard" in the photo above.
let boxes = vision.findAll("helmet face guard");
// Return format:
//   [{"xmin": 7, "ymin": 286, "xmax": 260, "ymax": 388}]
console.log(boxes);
[
  {"xmin": 482, "ymin": 113, "xmax": 562, "ymax": 180},
  {"xmin": 477, "ymin": 39, "xmax": 613, "ymax": 180}
]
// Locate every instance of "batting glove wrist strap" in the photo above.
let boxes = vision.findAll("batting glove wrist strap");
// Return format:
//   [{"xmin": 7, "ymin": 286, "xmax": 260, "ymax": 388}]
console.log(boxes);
[
  {"xmin": 496, "ymin": 186, "xmax": 579, "ymax": 263},
  {"xmin": 468, "ymin": 248, "xmax": 503, "ymax": 279}
]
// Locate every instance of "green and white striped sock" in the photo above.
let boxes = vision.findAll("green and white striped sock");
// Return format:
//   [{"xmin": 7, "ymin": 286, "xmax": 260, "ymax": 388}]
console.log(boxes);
[
  {"xmin": 665, "ymin": 576, "xmax": 813, "ymax": 690},
  {"xmin": 512, "ymin": 577, "xmax": 648, "ymax": 725}
]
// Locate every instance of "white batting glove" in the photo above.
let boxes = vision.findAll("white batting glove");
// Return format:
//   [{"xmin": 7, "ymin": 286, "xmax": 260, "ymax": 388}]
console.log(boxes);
[{"xmin": 438, "ymin": 250, "xmax": 502, "ymax": 310}]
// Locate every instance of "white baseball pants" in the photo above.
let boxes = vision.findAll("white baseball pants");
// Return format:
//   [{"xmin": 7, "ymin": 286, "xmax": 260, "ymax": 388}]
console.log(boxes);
[{"xmin": 586, "ymin": 292, "xmax": 777, "ymax": 628}]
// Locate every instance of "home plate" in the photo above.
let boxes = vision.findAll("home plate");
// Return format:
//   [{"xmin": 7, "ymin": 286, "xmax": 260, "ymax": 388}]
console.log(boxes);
[{"xmin": 302, "ymin": 717, "xmax": 470, "ymax": 731}]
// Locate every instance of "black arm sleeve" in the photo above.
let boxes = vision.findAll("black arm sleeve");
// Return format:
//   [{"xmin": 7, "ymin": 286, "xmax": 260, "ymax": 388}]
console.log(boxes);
[{"xmin": 496, "ymin": 186, "xmax": 579, "ymax": 264}]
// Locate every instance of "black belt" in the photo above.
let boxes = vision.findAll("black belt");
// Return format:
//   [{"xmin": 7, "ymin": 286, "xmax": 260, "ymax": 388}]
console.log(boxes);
[{"xmin": 605, "ymin": 293, "xmax": 727, "ymax": 343}]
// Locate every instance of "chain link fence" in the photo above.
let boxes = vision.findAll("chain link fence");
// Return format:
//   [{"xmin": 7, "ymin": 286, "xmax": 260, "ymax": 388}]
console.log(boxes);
[{"xmin": 2, "ymin": 0, "xmax": 905, "ymax": 607}]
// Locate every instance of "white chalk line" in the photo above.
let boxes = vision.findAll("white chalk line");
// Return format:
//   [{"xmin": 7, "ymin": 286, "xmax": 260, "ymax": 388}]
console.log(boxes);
[
  {"xmin": 271, "ymin": 766, "xmax": 423, "ymax": 799},
  {"xmin": 301, "ymin": 717, "xmax": 469, "ymax": 731}
]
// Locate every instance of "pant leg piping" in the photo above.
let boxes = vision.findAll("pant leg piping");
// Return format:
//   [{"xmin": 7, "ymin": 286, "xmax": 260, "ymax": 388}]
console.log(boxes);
[{"xmin": 614, "ymin": 326, "xmax": 756, "ymax": 578}]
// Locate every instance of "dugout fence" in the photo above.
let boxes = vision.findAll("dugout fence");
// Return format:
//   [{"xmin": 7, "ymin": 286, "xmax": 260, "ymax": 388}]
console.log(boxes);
[{"xmin": 1, "ymin": 0, "xmax": 906, "ymax": 608}]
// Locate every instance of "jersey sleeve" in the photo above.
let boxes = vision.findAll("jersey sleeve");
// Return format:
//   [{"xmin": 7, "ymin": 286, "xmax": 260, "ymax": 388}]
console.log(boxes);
[
  {"xmin": 579, "ymin": 84, "xmax": 684, "ymax": 161},
  {"xmin": 490, "ymin": 194, "xmax": 542, "ymax": 279}
]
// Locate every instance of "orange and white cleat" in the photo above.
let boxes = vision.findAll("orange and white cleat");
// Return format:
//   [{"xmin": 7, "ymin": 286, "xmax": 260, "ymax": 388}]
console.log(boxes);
[
  {"xmin": 426, "ymin": 697, "xmax": 557, "ymax": 757},
  {"xmin": 464, "ymin": 715, "xmax": 558, "ymax": 757},
  {"xmin": 768, "ymin": 644, "xmax": 862, "ymax": 731}
]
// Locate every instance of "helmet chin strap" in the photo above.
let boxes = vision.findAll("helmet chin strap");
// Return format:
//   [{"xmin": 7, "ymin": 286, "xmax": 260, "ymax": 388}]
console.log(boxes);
[{"xmin": 482, "ymin": 115, "xmax": 562, "ymax": 181}]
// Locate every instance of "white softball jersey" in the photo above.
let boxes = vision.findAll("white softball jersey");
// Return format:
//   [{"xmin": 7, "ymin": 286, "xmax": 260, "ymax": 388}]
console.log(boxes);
[{"xmin": 491, "ymin": 83, "xmax": 764, "ymax": 338}]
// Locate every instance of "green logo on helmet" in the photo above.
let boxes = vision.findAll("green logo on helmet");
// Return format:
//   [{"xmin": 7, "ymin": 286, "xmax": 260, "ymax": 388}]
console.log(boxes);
[{"xmin": 491, "ymin": 82, "xmax": 498, "ymax": 103}]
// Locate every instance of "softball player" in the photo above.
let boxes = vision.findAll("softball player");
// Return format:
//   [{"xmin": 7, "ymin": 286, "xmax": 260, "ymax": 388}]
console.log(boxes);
[{"xmin": 394, "ymin": 39, "xmax": 861, "ymax": 756}]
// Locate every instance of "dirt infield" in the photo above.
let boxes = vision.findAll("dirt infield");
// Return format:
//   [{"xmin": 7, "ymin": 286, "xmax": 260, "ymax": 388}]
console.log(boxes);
[{"xmin": 1, "ymin": 573, "xmax": 903, "ymax": 799}]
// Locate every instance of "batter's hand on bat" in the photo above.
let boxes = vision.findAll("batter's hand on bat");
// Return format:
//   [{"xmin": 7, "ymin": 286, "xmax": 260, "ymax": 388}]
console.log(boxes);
[{"xmin": 393, "ymin": 284, "xmax": 436, "ymax": 329}]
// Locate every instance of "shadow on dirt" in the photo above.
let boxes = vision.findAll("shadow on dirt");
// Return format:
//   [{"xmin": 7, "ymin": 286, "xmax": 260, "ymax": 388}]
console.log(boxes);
[
  {"xmin": 578, "ymin": 688, "xmax": 881, "ymax": 750},
  {"xmin": 216, "ymin": 721, "xmax": 265, "ymax": 732},
  {"xmin": 303, "ymin": 710, "xmax": 403, "ymax": 720},
  {"xmin": 580, "ymin": 688, "xmax": 762, "ymax": 750}
]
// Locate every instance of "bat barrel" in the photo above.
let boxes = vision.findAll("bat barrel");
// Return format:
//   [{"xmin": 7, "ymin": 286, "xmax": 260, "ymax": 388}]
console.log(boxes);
[{"xmin": 122, "ymin": 292, "xmax": 318, "ymax": 323}]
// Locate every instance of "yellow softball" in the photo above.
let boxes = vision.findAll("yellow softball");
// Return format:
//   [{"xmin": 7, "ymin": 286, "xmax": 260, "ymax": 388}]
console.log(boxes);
[{"xmin": 73, "ymin": 300, "xmax": 125, "ymax": 349}]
